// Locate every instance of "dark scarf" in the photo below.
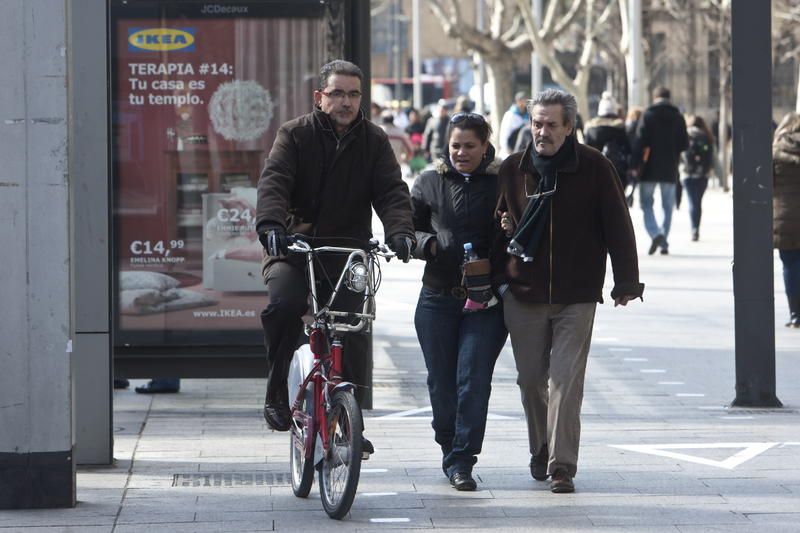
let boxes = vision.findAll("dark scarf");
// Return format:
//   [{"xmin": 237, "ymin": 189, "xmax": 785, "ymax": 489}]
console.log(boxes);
[{"xmin": 507, "ymin": 135, "xmax": 574, "ymax": 261}]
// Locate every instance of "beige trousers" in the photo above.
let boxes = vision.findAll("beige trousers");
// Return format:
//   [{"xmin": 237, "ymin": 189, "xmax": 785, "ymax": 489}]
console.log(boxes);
[{"xmin": 503, "ymin": 291, "xmax": 596, "ymax": 477}]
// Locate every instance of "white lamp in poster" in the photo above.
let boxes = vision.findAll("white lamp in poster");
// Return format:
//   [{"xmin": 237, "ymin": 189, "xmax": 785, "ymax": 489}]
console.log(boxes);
[{"xmin": 209, "ymin": 79, "xmax": 274, "ymax": 141}]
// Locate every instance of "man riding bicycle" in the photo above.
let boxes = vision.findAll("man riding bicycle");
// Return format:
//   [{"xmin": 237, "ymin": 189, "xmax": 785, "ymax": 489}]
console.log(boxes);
[{"xmin": 255, "ymin": 60, "xmax": 415, "ymax": 455}]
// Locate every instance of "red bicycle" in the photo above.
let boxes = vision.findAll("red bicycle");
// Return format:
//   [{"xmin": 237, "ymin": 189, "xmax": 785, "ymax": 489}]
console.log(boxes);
[{"xmin": 286, "ymin": 235, "xmax": 394, "ymax": 519}]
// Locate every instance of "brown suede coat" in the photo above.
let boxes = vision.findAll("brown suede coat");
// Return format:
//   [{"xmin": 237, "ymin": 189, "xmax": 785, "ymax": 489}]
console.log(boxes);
[
  {"xmin": 773, "ymin": 117, "xmax": 800, "ymax": 250},
  {"xmin": 494, "ymin": 138, "xmax": 644, "ymax": 304},
  {"xmin": 256, "ymin": 108, "xmax": 414, "ymax": 275}
]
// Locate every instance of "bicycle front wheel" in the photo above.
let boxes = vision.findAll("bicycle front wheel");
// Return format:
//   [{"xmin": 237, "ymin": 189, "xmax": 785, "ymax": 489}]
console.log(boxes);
[
  {"xmin": 319, "ymin": 390, "xmax": 363, "ymax": 519},
  {"xmin": 290, "ymin": 388, "xmax": 315, "ymax": 497}
]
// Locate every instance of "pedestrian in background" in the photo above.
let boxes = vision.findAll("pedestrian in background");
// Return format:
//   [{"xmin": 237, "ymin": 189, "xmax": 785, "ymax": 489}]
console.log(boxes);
[
  {"xmin": 773, "ymin": 112, "xmax": 800, "ymax": 328},
  {"xmin": 584, "ymin": 91, "xmax": 630, "ymax": 187},
  {"xmin": 379, "ymin": 110, "xmax": 414, "ymax": 168},
  {"xmin": 495, "ymin": 89, "xmax": 644, "ymax": 493},
  {"xmin": 423, "ymin": 99, "xmax": 451, "ymax": 163},
  {"xmin": 411, "ymin": 112, "xmax": 507, "ymax": 492},
  {"xmin": 498, "ymin": 91, "xmax": 529, "ymax": 158},
  {"xmin": 632, "ymin": 87, "xmax": 689, "ymax": 256},
  {"xmin": 679, "ymin": 115, "xmax": 718, "ymax": 242}
]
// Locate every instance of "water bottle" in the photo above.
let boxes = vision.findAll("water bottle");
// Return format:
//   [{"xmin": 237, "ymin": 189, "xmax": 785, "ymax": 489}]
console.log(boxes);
[{"xmin": 463, "ymin": 242, "xmax": 478, "ymax": 263}]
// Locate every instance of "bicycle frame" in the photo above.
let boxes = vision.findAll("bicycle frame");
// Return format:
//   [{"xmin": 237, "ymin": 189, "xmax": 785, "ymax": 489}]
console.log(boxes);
[{"xmin": 288, "ymin": 238, "xmax": 389, "ymax": 463}]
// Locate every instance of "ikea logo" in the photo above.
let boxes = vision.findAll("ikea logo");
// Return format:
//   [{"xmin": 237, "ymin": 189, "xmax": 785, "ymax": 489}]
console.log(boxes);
[{"xmin": 128, "ymin": 28, "xmax": 196, "ymax": 52}]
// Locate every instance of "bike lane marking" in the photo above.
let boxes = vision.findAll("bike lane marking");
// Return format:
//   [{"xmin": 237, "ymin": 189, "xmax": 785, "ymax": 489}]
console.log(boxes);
[
  {"xmin": 610, "ymin": 442, "xmax": 779, "ymax": 469},
  {"xmin": 376, "ymin": 406, "xmax": 515, "ymax": 420}
]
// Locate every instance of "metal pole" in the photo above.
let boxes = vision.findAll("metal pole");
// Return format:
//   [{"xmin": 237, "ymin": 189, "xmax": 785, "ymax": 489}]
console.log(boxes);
[
  {"xmin": 628, "ymin": 0, "xmax": 644, "ymax": 107},
  {"xmin": 412, "ymin": 0, "xmax": 422, "ymax": 110},
  {"xmin": 531, "ymin": 0, "xmax": 543, "ymax": 95},
  {"xmin": 730, "ymin": 0, "xmax": 781, "ymax": 408},
  {"xmin": 392, "ymin": 0, "xmax": 402, "ymax": 105},
  {"xmin": 475, "ymin": 0, "xmax": 486, "ymax": 114}
]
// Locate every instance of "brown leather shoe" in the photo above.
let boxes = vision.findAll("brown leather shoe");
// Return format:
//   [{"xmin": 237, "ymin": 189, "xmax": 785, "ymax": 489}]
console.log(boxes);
[{"xmin": 549, "ymin": 469, "xmax": 575, "ymax": 493}]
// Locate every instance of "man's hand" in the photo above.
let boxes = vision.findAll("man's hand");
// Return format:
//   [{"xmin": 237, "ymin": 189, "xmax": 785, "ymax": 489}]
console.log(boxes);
[
  {"xmin": 259, "ymin": 226, "xmax": 288, "ymax": 257},
  {"xmin": 390, "ymin": 235, "xmax": 414, "ymax": 263},
  {"xmin": 614, "ymin": 295, "xmax": 637, "ymax": 307},
  {"xmin": 498, "ymin": 210, "xmax": 514, "ymax": 237}
]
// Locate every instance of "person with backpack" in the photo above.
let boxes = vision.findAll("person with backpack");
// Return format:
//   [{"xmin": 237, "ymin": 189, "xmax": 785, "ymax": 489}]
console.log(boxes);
[
  {"xmin": 584, "ymin": 91, "xmax": 630, "ymax": 188},
  {"xmin": 680, "ymin": 115, "xmax": 718, "ymax": 241}
]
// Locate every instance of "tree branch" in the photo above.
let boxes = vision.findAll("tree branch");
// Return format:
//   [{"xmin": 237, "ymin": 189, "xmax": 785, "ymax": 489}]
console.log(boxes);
[{"xmin": 544, "ymin": 0, "xmax": 585, "ymax": 41}]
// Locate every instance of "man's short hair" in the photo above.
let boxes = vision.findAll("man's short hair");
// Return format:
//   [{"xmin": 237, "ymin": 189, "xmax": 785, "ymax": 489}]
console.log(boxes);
[
  {"xmin": 653, "ymin": 86, "xmax": 671, "ymax": 100},
  {"xmin": 528, "ymin": 89, "xmax": 578, "ymax": 127},
  {"xmin": 319, "ymin": 60, "xmax": 363, "ymax": 89},
  {"xmin": 514, "ymin": 91, "xmax": 528, "ymax": 102}
]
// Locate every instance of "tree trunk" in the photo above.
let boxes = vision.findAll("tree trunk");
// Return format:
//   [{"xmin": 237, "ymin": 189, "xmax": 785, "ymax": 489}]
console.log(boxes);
[{"xmin": 485, "ymin": 58, "xmax": 516, "ymax": 148}]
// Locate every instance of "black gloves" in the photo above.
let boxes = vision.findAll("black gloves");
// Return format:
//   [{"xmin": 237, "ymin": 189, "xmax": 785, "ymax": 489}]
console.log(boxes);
[
  {"xmin": 259, "ymin": 226, "xmax": 288, "ymax": 257},
  {"xmin": 389, "ymin": 234, "xmax": 415, "ymax": 263}
]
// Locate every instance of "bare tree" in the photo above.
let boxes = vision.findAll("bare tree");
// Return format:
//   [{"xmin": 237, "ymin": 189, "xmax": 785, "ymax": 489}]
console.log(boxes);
[
  {"xmin": 426, "ymin": 0, "xmax": 619, "ymax": 140},
  {"xmin": 515, "ymin": 0, "xmax": 618, "ymax": 119},
  {"xmin": 774, "ymin": 0, "xmax": 800, "ymax": 113}
]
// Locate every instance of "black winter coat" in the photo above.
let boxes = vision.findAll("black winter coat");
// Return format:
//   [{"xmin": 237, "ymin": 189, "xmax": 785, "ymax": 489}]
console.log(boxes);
[
  {"xmin": 411, "ymin": 145, "xmax": 502, "ymax": 290},
  {"xmin": 632, "ymin": 100, "xmax": 689, "ymax": 183},
  {"xmin": 584, "ymin": 115, "xmax": 631, "ymax": 181}
]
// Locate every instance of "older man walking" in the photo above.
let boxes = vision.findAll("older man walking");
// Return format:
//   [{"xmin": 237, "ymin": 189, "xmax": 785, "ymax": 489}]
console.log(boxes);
[{"xmin": 495, "ymin": 89, "xmax": 644, "ymax": 493}]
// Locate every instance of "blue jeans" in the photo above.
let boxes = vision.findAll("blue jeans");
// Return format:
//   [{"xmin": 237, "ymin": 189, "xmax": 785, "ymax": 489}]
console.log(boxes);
[
  {"xmin": 780, "ymin": 249, "xmax": 800, "ymax": 316},
  {"xmin": 414, "ymin": 287, "xmax": 508, "ymax": 476},
  {"xmin": 639, "ymin": 181, "xmax": 676, "ymax": 245},
  {"xmin": 681, "ymin": 177, "xmax": 708, "ymax": 230}
]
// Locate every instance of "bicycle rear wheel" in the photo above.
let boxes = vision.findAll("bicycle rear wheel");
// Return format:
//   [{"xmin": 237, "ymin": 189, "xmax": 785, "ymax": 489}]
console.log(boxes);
[
  {"xmin": 290, "ymin": 388, "xmax": 315, "ymax": 497},
  {"xmin": 319, "ymin": 390, "xmax": 363, "ymax": 519}
]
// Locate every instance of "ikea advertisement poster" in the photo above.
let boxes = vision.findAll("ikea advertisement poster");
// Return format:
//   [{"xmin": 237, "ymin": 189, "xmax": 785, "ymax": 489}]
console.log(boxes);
[{"xmin": 111, "ymin": 2, "xmax": 325, "ymax": 346}]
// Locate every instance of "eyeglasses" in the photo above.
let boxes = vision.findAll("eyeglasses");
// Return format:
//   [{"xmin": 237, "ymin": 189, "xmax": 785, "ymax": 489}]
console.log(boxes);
[
  {"xmin": 525, "ymin": 177, "xmax": 557, "ymax": 199},
  {"xmin": 320, "ymin": 89, "xmax": 362, "ymax": 101},
  {"xmin": 450, "ymin": 112, "xmax": 485, "ymax": 125}
]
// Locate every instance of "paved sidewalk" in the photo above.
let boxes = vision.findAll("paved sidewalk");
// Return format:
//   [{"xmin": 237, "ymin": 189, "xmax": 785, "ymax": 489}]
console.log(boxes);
[{"xmin": 2, "ymin": 187, "xmax": 799, "ymax": 532}]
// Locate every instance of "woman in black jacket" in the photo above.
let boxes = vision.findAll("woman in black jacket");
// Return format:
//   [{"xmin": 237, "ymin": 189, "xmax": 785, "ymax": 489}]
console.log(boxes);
[{"xmin": 410, "ymin": 113, "xmax": 508, "ymax": 491}]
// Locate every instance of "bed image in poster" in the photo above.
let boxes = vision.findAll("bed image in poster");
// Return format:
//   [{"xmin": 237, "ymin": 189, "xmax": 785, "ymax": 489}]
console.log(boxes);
[
  {"xmin": 112, "ymin": 14, "xmax": 324, "ymax": 342},
  {"xmin": 203, "ymin": 188, "xmax": 265, "ymax": 292}
]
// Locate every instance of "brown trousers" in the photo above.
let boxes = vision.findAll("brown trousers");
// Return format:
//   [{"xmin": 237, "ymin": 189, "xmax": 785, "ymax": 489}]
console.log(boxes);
[{"xmin": 503, "ymin": 291, "xmax": 596, "ymax": 477}]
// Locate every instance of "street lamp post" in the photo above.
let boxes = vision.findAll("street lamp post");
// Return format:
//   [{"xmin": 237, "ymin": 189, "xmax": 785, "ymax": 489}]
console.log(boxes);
[{"xmin": 531, "ymin": 0, "xmax": 543, "ymax": 96}]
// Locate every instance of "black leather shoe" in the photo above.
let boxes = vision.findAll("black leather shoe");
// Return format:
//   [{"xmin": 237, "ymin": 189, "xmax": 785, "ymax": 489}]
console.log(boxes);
[
  {"xmin": 263, "ymin": 403, "xmax": 291, "ymax": 431},
  {"xmin": 361, "ymin": 437, "xmax": 374, "ymax": 460},
  {"xmin": 113, "ymin": 378, "xmax": 129, "ymax": 390},
  {"xmin": 648, "ymin": 234, "xmax": 665, "ymax": 255},
  {"xmin": 135, "ymin": 379, "xmax": 179, "ymax": 394},
  {"xmin": 550, "ymin": 469, "xmax": 575, "ymax": 493},
  {"xmin": 529, "ymin": 446, "xmax": 548, "ymax": 481},
  {"xmin": 449, "ymin": 472, "xmax": 477, "ymax": 491}
]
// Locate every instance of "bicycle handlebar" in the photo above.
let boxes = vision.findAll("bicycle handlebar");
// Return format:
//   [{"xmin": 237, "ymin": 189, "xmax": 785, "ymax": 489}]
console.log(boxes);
[{"xmin": 287, "ymin": 235, "xmax": 396, "ymax": 260}]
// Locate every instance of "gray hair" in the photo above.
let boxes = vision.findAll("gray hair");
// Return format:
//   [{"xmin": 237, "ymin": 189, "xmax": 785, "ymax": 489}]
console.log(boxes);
[
  {"xmin": 319, "ymin": 60, "xmax": 363, "ymax": 89},
  {"xmin": 527, "ymin": 89, "xmax": 578, "ymax": 128}
]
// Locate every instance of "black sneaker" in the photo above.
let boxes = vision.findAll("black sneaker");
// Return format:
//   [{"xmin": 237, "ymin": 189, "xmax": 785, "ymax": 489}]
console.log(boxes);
[
  {"xmin": 648, "ymin": 234, "xmax": 665, "ymax": 255},
  {"xmin": 361, "ymin": 437, "xmax": 374, "ymax": 460},
  {"xmin": 549, "ymin": 469, "xmax": 575, "ymax": 493},
  {"xmin": 263, "ymin": 403, "xmax": 291, "ymax": 431},
  {"xmin": 529, "ymin": 446, "xmax": 548, "ymax": 481}
]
